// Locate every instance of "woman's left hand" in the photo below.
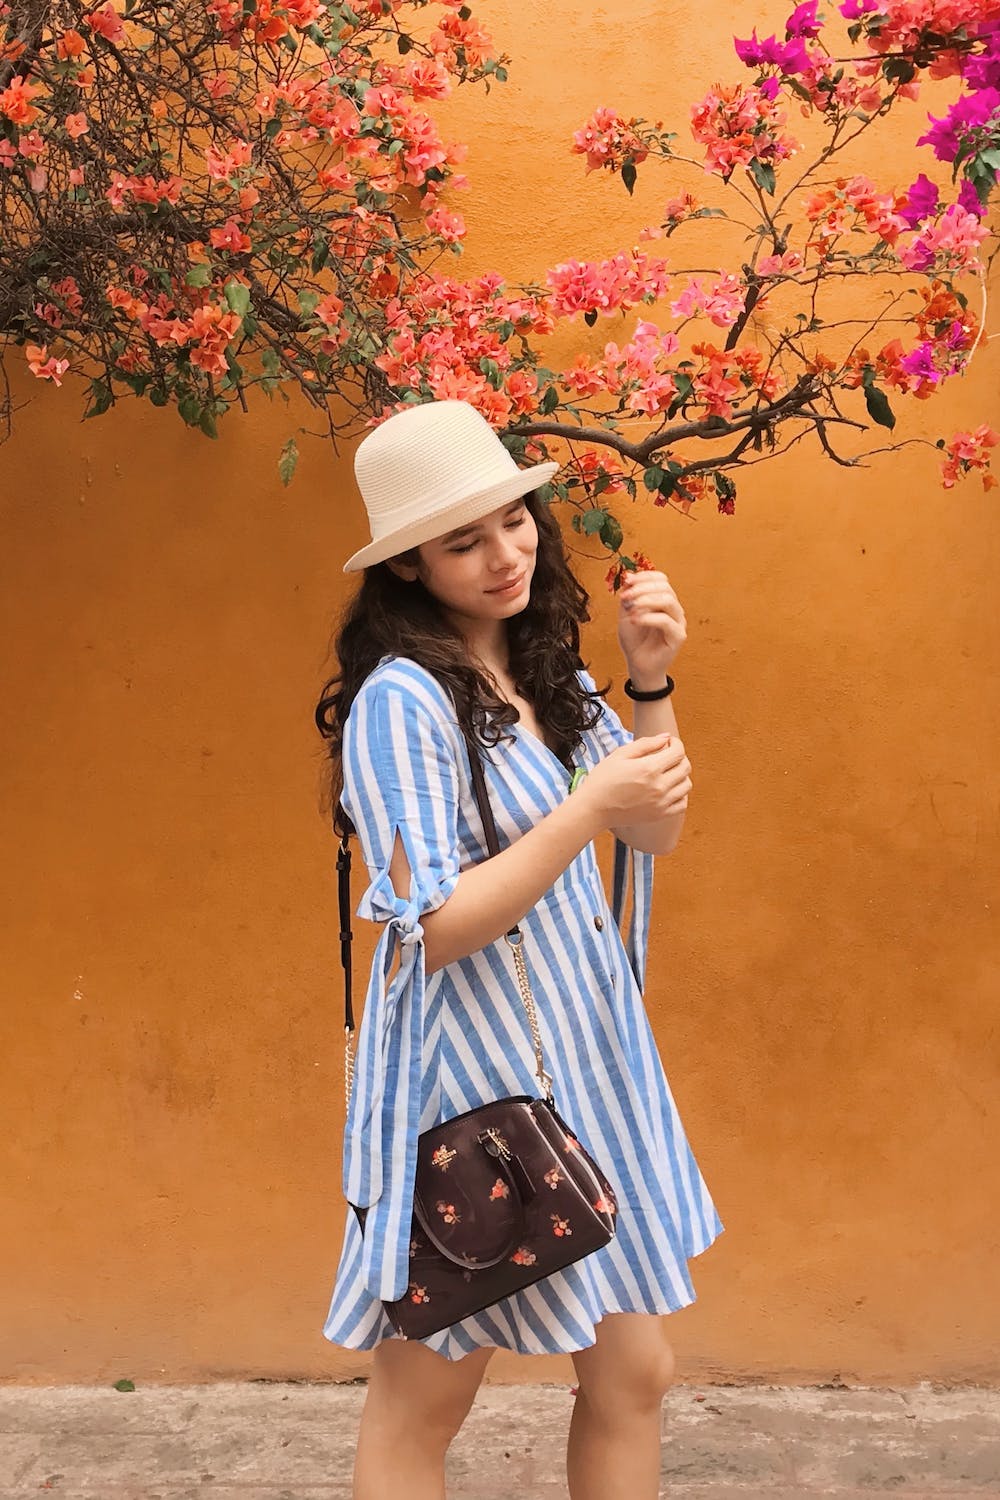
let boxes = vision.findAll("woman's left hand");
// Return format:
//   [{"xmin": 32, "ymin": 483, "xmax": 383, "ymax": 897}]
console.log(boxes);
[{"xmin": 616, "ymin": 569, "xmax": 687, "ymax": 683}]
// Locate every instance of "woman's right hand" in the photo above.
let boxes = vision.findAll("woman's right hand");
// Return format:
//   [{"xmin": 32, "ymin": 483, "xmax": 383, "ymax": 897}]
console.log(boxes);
[{"xmin": 578, "ymin": 734, "xmax": 692, "ymax": 830}]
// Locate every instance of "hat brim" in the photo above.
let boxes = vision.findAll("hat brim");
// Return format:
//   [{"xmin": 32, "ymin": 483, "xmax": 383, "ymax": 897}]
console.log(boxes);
[{"xmin": 342, "ymin": 462, "xmax": 560, "ymax": 573}]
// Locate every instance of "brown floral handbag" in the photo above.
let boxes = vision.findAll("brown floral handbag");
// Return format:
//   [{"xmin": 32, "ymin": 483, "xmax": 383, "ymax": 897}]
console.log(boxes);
[{"xmin": 338, "ymin": 736, "xmax": 618, "ymax": 1340}]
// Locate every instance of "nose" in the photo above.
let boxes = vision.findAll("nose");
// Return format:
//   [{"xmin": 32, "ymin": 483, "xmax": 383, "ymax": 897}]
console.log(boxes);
[{"xmin": 488, "ymin": 534, "xmax": 524, "ymax": 573}]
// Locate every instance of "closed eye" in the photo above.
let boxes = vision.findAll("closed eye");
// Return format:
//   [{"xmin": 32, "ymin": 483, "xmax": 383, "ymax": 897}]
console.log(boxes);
[{"xmin": 450, "ymin": 512, "xmax": 527, "ymax": 554}]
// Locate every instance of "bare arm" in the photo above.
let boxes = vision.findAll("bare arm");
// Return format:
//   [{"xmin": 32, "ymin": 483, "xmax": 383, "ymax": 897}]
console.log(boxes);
[
  {"xmin": 610, "ymin": 568, "xmax": 691, "ymax": 857},
  {"xmin": 611, "ymin": 687, "xmax": 687, "ymax": 857}
]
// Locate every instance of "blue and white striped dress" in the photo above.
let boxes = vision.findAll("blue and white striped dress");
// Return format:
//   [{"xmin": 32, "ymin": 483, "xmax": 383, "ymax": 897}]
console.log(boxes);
[{"xmin": 324, "ymin": 655, "xmax": 723, "ymax": 1360}]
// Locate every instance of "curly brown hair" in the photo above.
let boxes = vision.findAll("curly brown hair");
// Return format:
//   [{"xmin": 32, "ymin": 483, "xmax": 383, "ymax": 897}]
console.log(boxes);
[{"xmin": 314, "ymin": 492, "xmax": 607, "ymax": 833}]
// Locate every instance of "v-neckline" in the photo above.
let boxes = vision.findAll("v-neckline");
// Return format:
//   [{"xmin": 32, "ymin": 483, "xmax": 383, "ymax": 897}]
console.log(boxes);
[{"xmin": 512, "ymin": 717, "xmax": 573, "ymax": 778}]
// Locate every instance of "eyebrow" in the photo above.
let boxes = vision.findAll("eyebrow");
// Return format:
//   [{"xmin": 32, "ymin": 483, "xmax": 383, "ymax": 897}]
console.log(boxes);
[{"xmin": 442, "ymin": 500, "xmax": 526, "ymax": 545}]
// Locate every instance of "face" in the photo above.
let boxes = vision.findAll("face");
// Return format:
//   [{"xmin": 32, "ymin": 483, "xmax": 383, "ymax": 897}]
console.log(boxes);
[{"xmin": 390, "ymin": 498, "xmax": 539, "ymax": 625}]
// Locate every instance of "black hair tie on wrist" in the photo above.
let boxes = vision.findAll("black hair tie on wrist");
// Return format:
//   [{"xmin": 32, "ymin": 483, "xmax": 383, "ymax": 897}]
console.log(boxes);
[{"xmin": 624, "ymin": 675, "xmax": 675, "ymax": 701}]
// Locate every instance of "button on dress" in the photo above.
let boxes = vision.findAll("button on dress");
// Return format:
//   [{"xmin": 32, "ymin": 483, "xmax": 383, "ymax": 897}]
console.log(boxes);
[{"xmin": 324, "ymin": 656, "xmax": 723, "ymax": 1360}]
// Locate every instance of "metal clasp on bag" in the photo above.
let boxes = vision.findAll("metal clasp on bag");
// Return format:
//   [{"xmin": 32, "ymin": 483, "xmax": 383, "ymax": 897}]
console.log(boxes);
[{"xmin": 480, "ymin": 1126, "xmax": 513, "ymax": 1162}]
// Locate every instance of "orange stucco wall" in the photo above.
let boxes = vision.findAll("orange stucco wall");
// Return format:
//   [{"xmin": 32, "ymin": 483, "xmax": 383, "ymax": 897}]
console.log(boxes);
[{"xmin": 2, "ymin": 0, "xmax": 998, "ymax": 1387}]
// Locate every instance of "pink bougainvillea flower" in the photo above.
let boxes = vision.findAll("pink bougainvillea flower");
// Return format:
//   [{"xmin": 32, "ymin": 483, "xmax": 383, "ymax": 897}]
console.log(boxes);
[
  {"xmin": 786, "ymin": 1, "xmax": 822, "ymax": 37},
  {"xmin": 690, "ymin": 81, "xmax": 800, "ymax": 179},
  {"xmin": 56, "ymin": 29, "xmax": 87, "ymax": 60},
  {"xmin": 314, "ymin": 294, "xmax": 344, "ymax": 326},
  {"xmin": 670, "ymin": 273, "xmax": 746, "ymax": 327},
  {"xmin": 405, "ymin": 58, "xmax": 451, "ymax": 100},
  {"xmin": 899, "ymin": 203, "xmax": 990, "ymax": 272},
  {"xmin": 83, "ymin": 4, "xmax": 126, "ymax": 44},
  {"xmin": 26, "ymin": 344, "xmax": 70, "ymax": 384},
  {"xmin": 941, "ymin": 424, "xmax": 998, "ymax": 490},
  {"xmin": 734, "ymin": 29, "xmax": 811, "ymax": 75},
  {"xmin": 209, "ymin": 218, "xmax": 252, "ymax": 254},
  {"xmin": 0, "ymin": 74, "xmax": 41, "ymax": 126},
  {"xmin": 917, "ymin": 87, "xmax": 1000, "ymax": 163},
  {"xmin": 572, "ymin": 106, "xmax": 650, "ymax": 174},
  {"xmin": 64, "ymin": 112, "xmax": 89, "ymax": 139},
  {"xmin": 899, "ymin": 172, "xmax": 940, "ymax": 227},
  {"xmin": 757, "ymin": 249, "xmax": 804, "ymax": 275},
  {"xmin": 426, "ymin": 205, "xmax": 466, "ymax": 242},
  {"xmin": 205, "ymin": 139, "xmax": 253, "ymax": 180}
]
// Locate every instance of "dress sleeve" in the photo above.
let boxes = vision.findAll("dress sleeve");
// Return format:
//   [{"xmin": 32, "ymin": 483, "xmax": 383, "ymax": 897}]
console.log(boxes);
[
  {"xmin": 577, "ymin": 666, "xmax": 633, "ymax": 760},
  {"xmin": 340, "ymin": 667, "xmax": 463, "ymax": 1301}
]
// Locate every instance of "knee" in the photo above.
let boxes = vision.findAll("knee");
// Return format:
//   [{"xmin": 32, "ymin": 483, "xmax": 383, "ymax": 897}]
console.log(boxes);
[
  {"xmin": 578, "ymin": 1341, "xmax": 675, "ymax": 1423},
  {"xmin": 364, "ymin": 1345, "xmax": 488, "ymax": 1456}
]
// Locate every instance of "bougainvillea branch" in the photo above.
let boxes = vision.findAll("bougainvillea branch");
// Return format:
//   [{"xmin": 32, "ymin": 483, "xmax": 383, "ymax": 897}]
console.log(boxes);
[{"xmin": 1, "ymin": 0, "xmax": 997, "ymax": 582}]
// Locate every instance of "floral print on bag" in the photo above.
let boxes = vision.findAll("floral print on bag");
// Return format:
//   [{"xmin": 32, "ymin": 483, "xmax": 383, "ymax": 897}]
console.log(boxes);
[
  {"xmin": 510, "ymin": 1246, "xmax": 537, "ymax": 1266},
  {"xmin": 544, "ymin": 1167, "xmax": 562, "ymax": 1190},
  {"xmin": 436, "ymin": 1200, "xmax": 460, "ymax": 1225},
  {"xmin": 489, "ymin": 1178, "xmax": 510, "ymax": 1200},
  {"xmin": 409, "ymin": 1285, "xmax": 430, "ymax": 1305},
  {"xmin": 431, "ymin": 1144, "xmax": 457, "ymax": 1170},
  {"xmin": 551, "ymin": 1214, "xmax": 572, "ymax": 1237}
]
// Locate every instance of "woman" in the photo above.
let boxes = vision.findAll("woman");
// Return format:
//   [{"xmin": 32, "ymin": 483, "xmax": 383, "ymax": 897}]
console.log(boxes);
[{"xmin": 315, "ymin": 399, "xmax": 722, "ymax": 1500}]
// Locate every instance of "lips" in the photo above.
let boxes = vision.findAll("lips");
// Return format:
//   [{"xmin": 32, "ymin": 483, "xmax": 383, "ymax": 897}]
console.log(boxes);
[{"xmin": 487, "ymin": 574, "xmax": 526, "ymax": 595}]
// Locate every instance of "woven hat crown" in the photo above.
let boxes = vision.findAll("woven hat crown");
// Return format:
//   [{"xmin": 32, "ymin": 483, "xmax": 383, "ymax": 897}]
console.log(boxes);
[{"xmin": 343, "ymin": 400, "xmax": 558, "ymax": 572}]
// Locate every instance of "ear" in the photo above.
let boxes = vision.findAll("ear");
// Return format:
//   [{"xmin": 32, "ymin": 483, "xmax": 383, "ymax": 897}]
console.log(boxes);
[
  {"xmin": 385, "ymin": 556, "xmax": 420, "ymax": 583},
  {"xmin": 385, "ymin": 557, "xmax": 420, "ymax": 583}
]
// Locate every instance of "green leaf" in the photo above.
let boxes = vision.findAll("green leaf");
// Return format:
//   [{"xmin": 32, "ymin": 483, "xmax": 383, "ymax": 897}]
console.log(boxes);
[
  {"xmin": 297, "ymin": 290, "xmax": 319, "ymax": 320},
  {"xmin": 882, "ymin": 55, "xmax": 916, "ymax": 85},
  {"xmin": 666, "ymin": 372, "xmax": 693, "ymax": 418},
  {"xmin": 199, "ymin": 408, "xmax": 218, "ymax": 438},
  {"xmin": 397, "ymin": 31, "xmax": 412, "ymax": 54},
  {"xmin": 261, "ymin": 347, "xmax": 281, "ymax": 376},
  {"xmin": 581, "ymin": 507, "xmax": 608, "ymax": 535},
  {"xmin": 311, "ymin": 237, "xmax": 330, "ymax": 273},
  {"xmin": 748, "ymin": 158, "xmax": 776, "ymax": 196},
  {"xmin": 642, "ymin": 465, "xmax": 665, "ymax": 492},
  {"xmin": 113, "ymin": 1379, "xmax": 135, "ymax": 1393},
  {"xmin": 478, "ymin": 356, "xmax": 502, "ymax": 389},
  {"xmin": 185, "ymin": 264, "xmax": 211, "ymax": 288},
  {"xmin": 864, "ymin": 383, "xmax": 896, "ymax": 430},
  {"xmin": 538, "ymin": 385, "xmax": 559, "ymax": 415},
  {"xmin": 583, "ymin": 309, "xmax": 598, "ymax": 328},
  {"xmin": 598, "ymin": 513, "xmax": 624, "ymax": 551},
  {"xmin": 83, "ymin": 379, "xmax": 112, "ymax": 419},
  {"xmin": 178, "ymin": 394, "xmax": 201, "ymax": 427},
  {"xmin": 621, "ymin": 160, "xmax": 637, "ymax": 196},
  {"xmin": 279, "ymin": 436, "xmax": 299, "ymax": 486},
  {"xmin": 224, "ymin": 280, "xmax": 251, "ymax": 318}
]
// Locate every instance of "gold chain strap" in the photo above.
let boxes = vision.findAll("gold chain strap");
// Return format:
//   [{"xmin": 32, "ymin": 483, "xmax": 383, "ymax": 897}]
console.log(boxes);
[
  {"xmin": 343, "ymin": 927, "xmax": 552, "ymax": 1110},
  {"xmin": 345, "ymin": 1026, "xmax": 356, "ymax": 1109},
  {"xmin": 504, "ymin": 930, "xmax": 554, "ymax": 1104}
]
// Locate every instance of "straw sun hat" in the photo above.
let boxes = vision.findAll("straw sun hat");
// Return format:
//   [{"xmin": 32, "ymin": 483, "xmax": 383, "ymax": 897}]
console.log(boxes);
[{"xmin": 342, "ymin": 400, "xmax": 559, "ymax": 573}]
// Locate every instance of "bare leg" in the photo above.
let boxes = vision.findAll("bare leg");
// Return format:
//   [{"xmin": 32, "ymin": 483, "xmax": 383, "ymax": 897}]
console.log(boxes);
[
  {"xmin": 567, "ymin": 1313, "xmax": 676, "ymax": 1500},
  {"xmin": 353, "ymin": 1338, "xmax": 494, "ymax": 1500}
]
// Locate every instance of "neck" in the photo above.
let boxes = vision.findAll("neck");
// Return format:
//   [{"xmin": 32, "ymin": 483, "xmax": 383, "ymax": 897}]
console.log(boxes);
[{"xmin": 445, "ymin": 612, "xmax": 510, "ymax": 680}]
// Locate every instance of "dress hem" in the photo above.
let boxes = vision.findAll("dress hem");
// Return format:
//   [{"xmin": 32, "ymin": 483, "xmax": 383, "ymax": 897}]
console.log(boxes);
[{"xmin": 323, "ymin": 1221, "xmax": 724, "ymax": 1361}]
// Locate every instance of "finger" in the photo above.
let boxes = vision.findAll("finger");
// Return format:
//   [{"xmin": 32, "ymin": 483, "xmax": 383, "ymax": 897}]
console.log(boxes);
[
  {"xmin": 621, "ymin": 593, "xmax": 685, "ymax": 625},
  {"xmin": 629, "ymin": 733, "xmax": 673, "ymax": 755},
  {"xmin": 625, "ymin": 606, "xmax": 685, "ymax": 633},
  {"xmin": 621, "ymin": 569, "xmax": 669, "ymax": 590}
]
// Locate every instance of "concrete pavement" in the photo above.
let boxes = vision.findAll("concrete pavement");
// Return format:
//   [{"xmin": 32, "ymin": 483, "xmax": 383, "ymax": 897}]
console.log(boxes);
[{"xmin": 0, "ymin": 1382, "xmax": 998, "ymax": 1498}]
